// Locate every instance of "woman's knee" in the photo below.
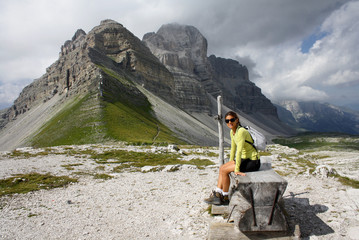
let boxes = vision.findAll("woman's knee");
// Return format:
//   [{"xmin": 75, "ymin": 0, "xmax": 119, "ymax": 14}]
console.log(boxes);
[
  {"xmin": 219, "ymin": 162, "xmax": 235, "ymax": 174},
  {"xmin": 219, "ymin": 165, "xmax": 226, "ymax": 174}
]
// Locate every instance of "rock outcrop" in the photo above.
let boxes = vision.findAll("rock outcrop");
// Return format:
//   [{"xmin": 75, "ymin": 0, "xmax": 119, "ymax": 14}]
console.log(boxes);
[
  {"xmin": 87, "ymin": 20, "xmax": 175, "ymax": 103},
  {"xmin": 143, "ymin": 24, "xmax": 215, "ymax": 113},
  {"xmin": 1, "ymin": 20, "xmax": 176, "ymax": 126},
  {"xmin": 208, "ymin": 55, "xmax": 277, "ymax": 116},
  {"xmin": 143, "ymin": 23, "xmax": 278, "ymax": 117}
]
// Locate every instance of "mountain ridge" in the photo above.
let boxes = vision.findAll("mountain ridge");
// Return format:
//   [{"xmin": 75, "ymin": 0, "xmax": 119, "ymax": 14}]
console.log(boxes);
[
  {"xmin": 0, "ymin": 20, "xmax": 293, "ymax": 150},
  {"xmin": 276, "ymin": 100, "xmax": 359, "ymax": 135}
]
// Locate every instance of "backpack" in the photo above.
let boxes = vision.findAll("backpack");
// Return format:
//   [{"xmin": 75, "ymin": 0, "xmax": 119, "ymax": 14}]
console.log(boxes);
[{"xmin": 243, "ymin": 126, "xmax": 267, "ymax": 151}]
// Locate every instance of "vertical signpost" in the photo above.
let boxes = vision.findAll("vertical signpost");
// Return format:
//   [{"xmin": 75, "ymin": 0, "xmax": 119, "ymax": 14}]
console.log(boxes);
[{"xmin": 217, "ymin": 95, "xmax": 224, "ymax": 166}]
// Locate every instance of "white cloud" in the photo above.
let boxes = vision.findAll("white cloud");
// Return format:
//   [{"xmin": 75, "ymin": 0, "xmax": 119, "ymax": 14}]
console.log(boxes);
[
  {"xmin": 326, "ymin": 70, "xmax": 359, "ymax": 86},
  {"xmin": 0, "ymin": 0, "xmax": 358, "ymax": 110},
  {"xmin": 235, "ymin": 0, "xmax": 359, "ymax": 107},
  {"xmin": 0, "ymin": 78, "xmax": 32, "ymax": 107}
]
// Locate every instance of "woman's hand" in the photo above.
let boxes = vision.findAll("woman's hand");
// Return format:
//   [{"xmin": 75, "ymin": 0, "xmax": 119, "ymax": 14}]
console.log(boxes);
[{"xmin": 235, "ymin": 171, "xmax": 246, "ymax": 176}]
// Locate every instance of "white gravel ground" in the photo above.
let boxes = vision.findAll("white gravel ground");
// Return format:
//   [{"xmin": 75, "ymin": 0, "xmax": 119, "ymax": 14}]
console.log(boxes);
[{"xmin": 1, "ymin": 144, "xmax": 359, "ymax": 239}]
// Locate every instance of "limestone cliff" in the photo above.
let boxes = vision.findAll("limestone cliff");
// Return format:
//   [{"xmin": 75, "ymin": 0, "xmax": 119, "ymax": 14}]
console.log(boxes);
[
  {"xmin": 2, "ymin": 20, "xmax": 175, "ymax": 126},
  {"xmin": 143, "ymin": 24, "xmax": 216, "ymax": 113},
  {"xmin": 143, "ymin": 23, "xmax": 278, "ymax": 117},
  {"xmin": 208, "ymin": 55, "xmax": 277, "ymax": 116}
]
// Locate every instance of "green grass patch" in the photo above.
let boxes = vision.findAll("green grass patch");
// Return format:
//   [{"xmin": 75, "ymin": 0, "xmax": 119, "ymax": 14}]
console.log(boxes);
[
  {"xmin": 61, "ymin": 163, "xmax": 83, "ymax": 171},
  {"xmin": 332, "ymin": 174, "xmax": 359, "ymax": 189},
  {"xmin": 293, "ymin": 157, "xmax": 318, "ymax": 174},
  {"xmin": 93, "ymin": 173, "xmax": 113, "ymax": 180},
  {"xmin": 92, "ymin": 149, "xmax": 180, "ymax": 165},
  {"xmin": 0, "ymin": 173, "xmax": 78, "ymax": 197},
  {"xmin": 28, "ymin": 213, "xmax": 39, "ymax": 218},
  {"xmin": 102, "ymin": 100, "xmax": 183, "ymax": 145},
  {"xmin": 185, "ymin": 151, "xmax": 218, "ymax": 157},
  {"xmin": 95, "ymin": 166, "xmax": 106, "ymax": 171},
  {"xmin": 91, "ymin": 149, "xmax": 214, "ymax": 172},
  {"xmin": 273, "ymin": 133, "xmax": 359, "ymax": 151},
  {"xmin": 274, "ymin": 169, "xmax": 292, "ymax": 177},
  {"xmin": 7, "ymin": 149, "xmax": 52, "ymax": 158},
  {"xmin": 6, "ymin": 148, "xmax": 97, "ymax": 159},
  {"xmin": 186, "ymin": 158, "xmax": 215, "ymax": 169},
  {"xmin": 259, "ymin": 151, "xmax": 272, "ymax": 156},
  {"xmin": 30, "ymin": 94, "xmax": 108, "ymax": 147}
]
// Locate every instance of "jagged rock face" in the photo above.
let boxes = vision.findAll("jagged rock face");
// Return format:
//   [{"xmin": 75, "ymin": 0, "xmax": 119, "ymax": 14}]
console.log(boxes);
[
  {"xmin": 208, "ymin": 55, "xmax": 278, "ymax": 116},
  {"xmin": 88, "ymin": 20, "xmax": 175, "ymax": 102},
  {"xmin": 2, "ymin": 20, "xmax": 176, "ymax": 125},
  {"xmin": 143, "ymin": 24, "xmax": 208, "ymax": 73},
  {"xmin": 4, "ymin": 28, "xmax": 100, "ymax": 124},
  {"xmin": 143, "ymin": 24, "xmax": 216, "ymax": 112},
  {"xmin": 143, "ymin": 23, "xmax": 277, "ymax": 116}
]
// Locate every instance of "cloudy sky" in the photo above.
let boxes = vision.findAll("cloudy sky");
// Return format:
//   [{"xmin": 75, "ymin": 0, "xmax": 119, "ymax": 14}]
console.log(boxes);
[{"xmin": 1, "ymin": 0, "xmax": 358, "ymax": 110}]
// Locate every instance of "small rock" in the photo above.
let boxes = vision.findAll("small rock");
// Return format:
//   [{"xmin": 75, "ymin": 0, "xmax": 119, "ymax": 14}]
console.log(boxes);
[
  {"xmin": 167, "ymin": 144, "xmax": 179, "ymax": 152},
  {"xmin": 162, "ymin": 164, "xmax": 181, "ymax": 172},
  {"xmin": 141, "ymin": 166, "xmax": 157, "ymax": 172},
  {"xmin": 313, "ymin": 165, "xmax": 337, "ymax": 178}
]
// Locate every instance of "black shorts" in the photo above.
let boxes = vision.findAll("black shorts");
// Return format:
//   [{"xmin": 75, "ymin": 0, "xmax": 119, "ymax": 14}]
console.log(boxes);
[{"xmin": 239, "ymin": 158, "xmax": 261, "ymax": 172}]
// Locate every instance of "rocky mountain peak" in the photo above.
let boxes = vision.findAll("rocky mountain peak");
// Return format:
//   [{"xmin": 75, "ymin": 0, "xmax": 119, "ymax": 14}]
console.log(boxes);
[
  {"xmin": 143, "ymin": 23, "xmax": 208, "ymax": 74},
  {"xmin": 72, "ymin": 29, "xmax": 86, "ymax": 41},
  {"xmin": 143, "ymin": 23, "xmax": 278, "ymax": 117},
  {"xmin": 143, "ymin": 23, "xmax": 215, "ymax": 112},
  {"xmin": 100, "ymin": 19, "xmax": 123, "ymax": 26},
  {"xmin": 87, "ymin": 19, "xmax": 175, "ymax": 101},
  {"xmin": 2, "ymin": 20, "xmax": 176, "ymax": 126}
]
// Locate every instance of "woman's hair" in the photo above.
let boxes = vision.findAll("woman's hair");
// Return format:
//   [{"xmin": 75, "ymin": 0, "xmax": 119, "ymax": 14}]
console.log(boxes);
[
  {"xmin": 225, "ymin": 111, "xmax": 238, "ymax": 119},
  {"xmin": 224, "ymin": 111, "xmax": 241, "ymax": 125}
]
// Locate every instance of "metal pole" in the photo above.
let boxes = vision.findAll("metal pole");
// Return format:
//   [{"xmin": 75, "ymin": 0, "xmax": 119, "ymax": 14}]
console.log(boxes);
[{"xmin": 217, "ymin": 95, "xmax": 224, "ymax": 166}]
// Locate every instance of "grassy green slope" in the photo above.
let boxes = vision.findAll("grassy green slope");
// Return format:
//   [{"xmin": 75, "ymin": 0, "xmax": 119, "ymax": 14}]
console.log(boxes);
[
  {"xmin": 30, "ymin": 93, "xmax": 107, "ymax": 147},
  {"xmin": 29, "ymin": 65, "xmax": 184, "ymax": 147}
]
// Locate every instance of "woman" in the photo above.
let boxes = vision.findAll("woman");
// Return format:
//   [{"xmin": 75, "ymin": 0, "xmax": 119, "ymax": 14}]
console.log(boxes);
[{"xmin": 204, "ymin": 111, "xmax": 261, "ymax": 205}]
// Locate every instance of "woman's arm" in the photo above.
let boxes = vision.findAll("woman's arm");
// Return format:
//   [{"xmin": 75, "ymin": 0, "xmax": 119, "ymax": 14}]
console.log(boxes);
[
  {"xmin": 234, "ymin": 129, "xmax": 246, "ymax": 173},
  {"xmin": 229, "ymin": 132, "xmax": 236, "ymax": 161}
]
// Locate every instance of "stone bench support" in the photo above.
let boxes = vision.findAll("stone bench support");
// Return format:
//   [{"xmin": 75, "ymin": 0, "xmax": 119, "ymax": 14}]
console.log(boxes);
[{"xmin": 228, "ymin": 157, "xmax": 288, "ymax": 232}]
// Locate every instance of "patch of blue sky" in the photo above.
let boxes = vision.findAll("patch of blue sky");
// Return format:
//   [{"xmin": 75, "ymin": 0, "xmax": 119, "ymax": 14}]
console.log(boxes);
[{"xmin": 301, "ymin": 30, "xmax": 329, "ymax": 53}]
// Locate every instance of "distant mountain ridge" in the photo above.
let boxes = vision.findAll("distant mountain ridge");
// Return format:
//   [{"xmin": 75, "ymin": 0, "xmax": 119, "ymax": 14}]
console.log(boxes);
[
  {"xmin": 0, "ymin": 20, "xmax": 293, "ymax": 150},
  {"xmin": 276, "ymin": 100, "xmax": 359, "ymax": 135}
]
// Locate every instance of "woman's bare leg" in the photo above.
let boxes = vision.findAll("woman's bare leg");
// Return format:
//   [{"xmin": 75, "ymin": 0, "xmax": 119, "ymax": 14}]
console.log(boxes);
[{"xmin": 217, "ymin": 161, "xmax": 235, "ymax": 192}]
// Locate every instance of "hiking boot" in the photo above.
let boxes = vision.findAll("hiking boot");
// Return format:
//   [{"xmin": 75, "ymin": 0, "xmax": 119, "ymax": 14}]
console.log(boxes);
[
  {"xmin": 204, "ymin": 191, "xmax": 222, "ymax": 205},
  {"xmin": 221, "ymin": 195, "xmax": 229, "ymax": 205}
]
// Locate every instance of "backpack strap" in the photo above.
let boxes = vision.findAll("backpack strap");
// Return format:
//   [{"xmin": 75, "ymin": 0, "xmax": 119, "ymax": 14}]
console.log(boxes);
[
  {"xmin": 245, "ymin": 140, "xmax": 257, "ymax": 151},
  {"xmin": 240, "ymin": 127, "xmax": 257, "ymax": 151}
]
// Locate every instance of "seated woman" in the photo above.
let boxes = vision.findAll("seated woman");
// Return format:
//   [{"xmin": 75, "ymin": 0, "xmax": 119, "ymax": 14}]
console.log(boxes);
[{"xmin": 204, "ymin": 111, "xmax": 261, "ymax": 205}]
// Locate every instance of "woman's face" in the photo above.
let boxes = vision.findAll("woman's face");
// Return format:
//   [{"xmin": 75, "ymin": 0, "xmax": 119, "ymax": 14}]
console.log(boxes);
[{"xmin": 225, "ymin": 115, "xmax": 238, "ymax": 130}]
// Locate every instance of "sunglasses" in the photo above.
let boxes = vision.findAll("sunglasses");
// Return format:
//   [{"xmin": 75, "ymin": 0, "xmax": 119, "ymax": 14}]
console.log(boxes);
[{"xmin": 225, "ymin": 118, "xmax": 237, "ymax": 123}]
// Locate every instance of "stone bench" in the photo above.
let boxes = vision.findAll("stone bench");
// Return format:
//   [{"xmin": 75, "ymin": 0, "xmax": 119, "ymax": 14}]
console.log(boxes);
[{"xmin": 228, "ymin": 156, "xmax": 288, "ymax": 232}]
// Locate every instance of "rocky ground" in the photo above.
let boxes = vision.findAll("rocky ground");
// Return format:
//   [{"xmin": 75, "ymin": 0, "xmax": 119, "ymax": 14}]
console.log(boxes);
[{"xmin": 0, "ymin": 144, "xmax": 358, "ymax": 239}]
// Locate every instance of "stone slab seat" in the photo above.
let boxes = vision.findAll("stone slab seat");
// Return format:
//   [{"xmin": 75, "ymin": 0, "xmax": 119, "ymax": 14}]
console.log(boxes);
[{"xmin": 228, "ymin": 156, "xmax": 288, "ymax": 232}]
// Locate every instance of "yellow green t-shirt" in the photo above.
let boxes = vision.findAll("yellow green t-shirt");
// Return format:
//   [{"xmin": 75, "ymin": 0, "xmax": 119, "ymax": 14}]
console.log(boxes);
[{"xmin": 230, "ymin": 126, "xmax": 260, "ymax": 172}]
